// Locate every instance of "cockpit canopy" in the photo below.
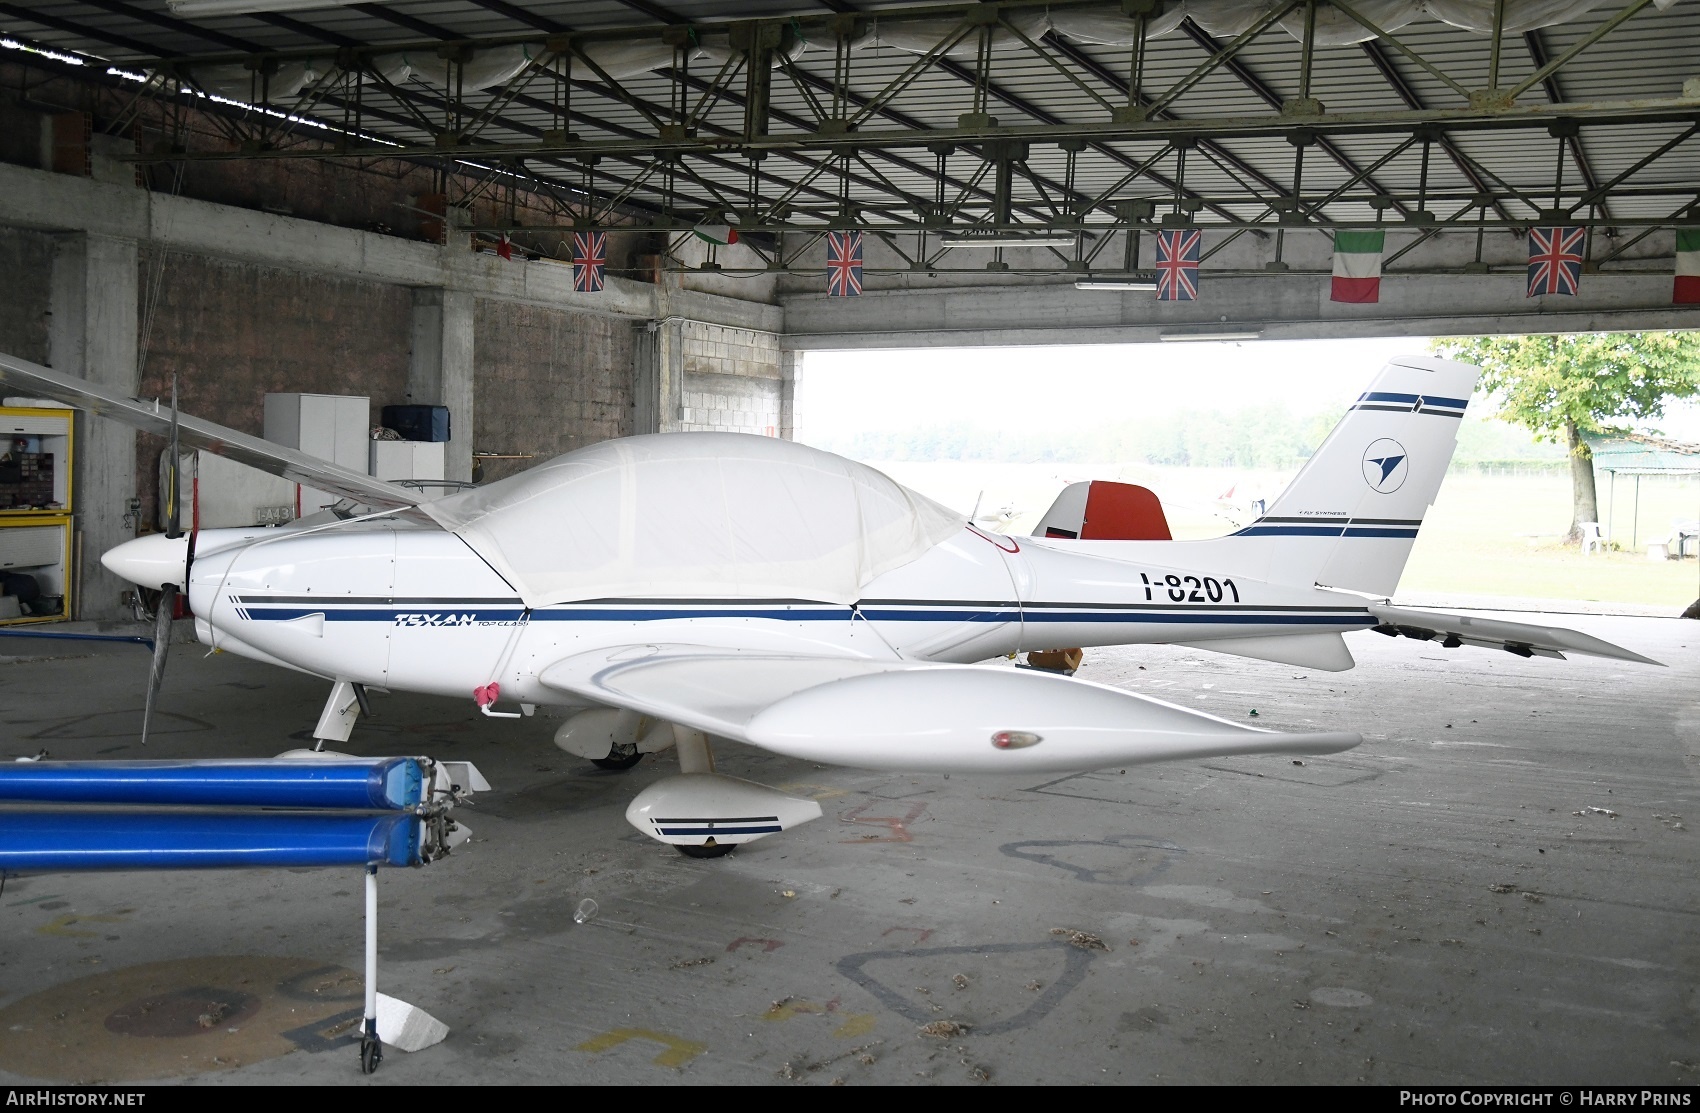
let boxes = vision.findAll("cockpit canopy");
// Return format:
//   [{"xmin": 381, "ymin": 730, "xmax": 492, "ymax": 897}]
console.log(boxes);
[{"xmin": 422, "ymin": 433, "xmax": 966, "ymax": 608}]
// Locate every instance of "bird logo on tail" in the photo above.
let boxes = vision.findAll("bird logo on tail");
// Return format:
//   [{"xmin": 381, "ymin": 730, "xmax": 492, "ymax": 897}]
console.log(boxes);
[{"xmin": 1361, "ymin": 438, "xmax": 1409, "ymax": 493}]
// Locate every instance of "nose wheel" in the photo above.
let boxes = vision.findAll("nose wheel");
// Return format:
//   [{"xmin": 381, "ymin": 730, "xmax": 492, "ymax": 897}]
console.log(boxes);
[
  {"xmin": 675, "ymin": 838, "xmax": 735, "ymax": 859},
  {"xmin": 590, "ymin": 749, "xmax": 642, "ymax": 771}
]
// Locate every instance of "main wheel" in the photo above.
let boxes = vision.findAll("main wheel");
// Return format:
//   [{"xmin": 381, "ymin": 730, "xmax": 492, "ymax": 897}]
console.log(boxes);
[
  {"xmin": 590, "ymin": 751, "xmax": 642, "ymax": 771},
  {"xmin": 675, "ymin": 839, "xmax": 736, "ymax": 859},
  {"xmin": 360, "ymin": 1035, "xmax": 382, "ymax": 1074}
]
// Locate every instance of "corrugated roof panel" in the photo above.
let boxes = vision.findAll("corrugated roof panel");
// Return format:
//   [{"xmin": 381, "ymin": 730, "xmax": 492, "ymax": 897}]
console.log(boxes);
[{"xmin": 4, "ymin": 0, "xmax": 1696, "ymax": 245}]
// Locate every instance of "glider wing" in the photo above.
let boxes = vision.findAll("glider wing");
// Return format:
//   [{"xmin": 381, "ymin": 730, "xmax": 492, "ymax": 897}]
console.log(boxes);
[{"xmin": 0, "ymin": 350, "xmax": 423, "ymax": 512}]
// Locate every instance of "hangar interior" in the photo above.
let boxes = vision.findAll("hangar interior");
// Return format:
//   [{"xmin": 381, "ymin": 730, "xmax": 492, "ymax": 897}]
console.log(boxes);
[{"xmin": 0, "ymin": 0, "xmax": 1697, "ymax": 1088}]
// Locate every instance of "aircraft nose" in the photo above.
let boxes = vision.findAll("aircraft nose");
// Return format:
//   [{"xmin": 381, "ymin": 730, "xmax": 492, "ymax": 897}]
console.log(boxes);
[{"xmin": 102, "ymin": 533, "xmax": 192, "ymax": 589}]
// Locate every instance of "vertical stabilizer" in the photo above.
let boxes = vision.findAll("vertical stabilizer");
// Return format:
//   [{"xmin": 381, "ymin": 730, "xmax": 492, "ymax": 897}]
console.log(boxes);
[{"xmin": 1232, "ymin": 355, "xmax": 1481, "ymax": 596}]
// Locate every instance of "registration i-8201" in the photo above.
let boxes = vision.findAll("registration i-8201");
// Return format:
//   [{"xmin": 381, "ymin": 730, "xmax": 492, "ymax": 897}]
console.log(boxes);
[{"xmin": 1139, "ymin": 572, "xmax": 1241, "ymax": 603}]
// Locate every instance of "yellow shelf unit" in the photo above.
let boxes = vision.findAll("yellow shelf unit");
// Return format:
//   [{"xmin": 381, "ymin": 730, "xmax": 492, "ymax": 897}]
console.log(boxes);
[
  {"xmin": 2, "ymin": 406, "xmax": 76, "ymax": 625},
  {"xmin": 0, "ymin": 513, "xmax": 73, "ymax": 625},
  {"xmin": 1, "ymin": 405, "xmax": 74, "ymax": 516}
]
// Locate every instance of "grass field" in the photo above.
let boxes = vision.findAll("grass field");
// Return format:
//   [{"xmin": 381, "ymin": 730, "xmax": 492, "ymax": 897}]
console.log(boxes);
[
  {"xmin": 1402, "ymin": 471, "xmax": 1700, "ymax": 606},
  {"xmin": 868, "ymin": 460, "xmax": 1700, "ymax": 610}
]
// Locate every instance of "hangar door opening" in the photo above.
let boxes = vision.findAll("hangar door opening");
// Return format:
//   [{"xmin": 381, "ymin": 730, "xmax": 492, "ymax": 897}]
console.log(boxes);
[{"xmin": 793, "ymin": 336, "xmax": 1700, "ymax": 612}]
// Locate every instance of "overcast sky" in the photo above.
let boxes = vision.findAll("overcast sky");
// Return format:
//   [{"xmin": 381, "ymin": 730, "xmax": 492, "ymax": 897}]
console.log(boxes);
[{"xmin": 794, "ymin": 336, "xmax": 1700, "ymax": 443}]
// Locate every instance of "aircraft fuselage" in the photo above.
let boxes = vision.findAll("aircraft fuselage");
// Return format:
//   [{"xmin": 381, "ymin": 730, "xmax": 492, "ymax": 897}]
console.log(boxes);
[{"xmin": 182, "ymin": 521, "xmax": 1376, "ymax": 705}]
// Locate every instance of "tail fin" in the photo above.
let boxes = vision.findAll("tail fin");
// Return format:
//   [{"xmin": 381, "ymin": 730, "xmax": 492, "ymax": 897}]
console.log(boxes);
[{"xmin": 1228, "ymin": 355, "xmax": 1481, "ymax": 596}]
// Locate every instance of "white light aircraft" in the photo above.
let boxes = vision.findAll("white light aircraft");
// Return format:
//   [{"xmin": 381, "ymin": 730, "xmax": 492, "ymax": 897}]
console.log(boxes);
[{"xmin": 0, "ymin": 351, "xmax": 1657, "ymax": 857}]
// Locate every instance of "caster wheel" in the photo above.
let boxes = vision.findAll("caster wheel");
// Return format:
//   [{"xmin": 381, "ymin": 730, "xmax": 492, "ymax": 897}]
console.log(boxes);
[
  {"xmin": 675, "ymin": 840, "xmax": 736, "ymax": 859},
  {"xmin": 590, "ymin": 751, "xmax": 642, "ymax": 771},
  {"xmin": 360, "ymin": 1035, "xmax": 382, "ymax": 1074}
]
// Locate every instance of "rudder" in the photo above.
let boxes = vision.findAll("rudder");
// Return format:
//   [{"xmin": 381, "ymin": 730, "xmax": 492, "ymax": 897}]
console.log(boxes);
[{"xmin": 1231, "ymin": 355, "xmax": 1481, "ymax": 596}]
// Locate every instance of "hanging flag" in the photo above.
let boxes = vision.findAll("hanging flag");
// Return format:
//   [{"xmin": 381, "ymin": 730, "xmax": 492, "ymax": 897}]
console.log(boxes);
[
  {"xmin": 1675, "ymin": 227, "xmax": 1700, "ymax": 305},
  {"xmin": 1330, "ymin": 229, "xmax": 1385, "ymax": 303},
  {"xmin": 572, "ymin": 231, "xmax": 606, "ymax": 293},
  {"xmin": 826, "ymin": 230, "xmax": 863, "ymax": 298},
  {"xmin": 1527, "ymin": 225, "xmax": 1584, "ymax": 297},
  {"xmin": 691, "ymin": 223, "xmax": 739, "ymax": 246},
  {"xmin": 497, "ymin": 234, "xmax": 513, "ymax": 261},
  {"xmin": 1155, "ymin": 228, "xmax": 1200, "ymax": 302}
]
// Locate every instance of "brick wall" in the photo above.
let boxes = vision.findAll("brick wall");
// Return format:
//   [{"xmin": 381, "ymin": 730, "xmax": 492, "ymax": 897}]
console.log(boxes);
[
  {"xmin": 678, "ymin": 322, "xmax": 782, "ymax": 436},
  {"xmin": 133, "ymin": 250, "xmax": 413, "ymax": 523},
  {"xmin": 0, "ymin": 226, "xmax": 53, "ymax": 365},
  {"xmin": 472, "ymin": 299, "xmax": 635, "ymax": 483}
]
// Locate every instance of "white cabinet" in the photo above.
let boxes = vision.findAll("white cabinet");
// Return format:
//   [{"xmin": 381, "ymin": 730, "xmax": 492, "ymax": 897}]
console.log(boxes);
[
  {"xmin": 370, "ymin": 440, "xmax": 445, "ymax": 483},
  {"xmin": 0, "ymin": 516, "xmax": 70, "ymax": 623},
  {"xmin": 264, "ymin": 392, "xmax": 369, "ymax": 470},
  {"xmin": 263, "ymin": 392, "xmax": 370, "ymax": 514},
  {"xmin": 0, "ymin": 523, "xmax": 61, "ymax": 569}
]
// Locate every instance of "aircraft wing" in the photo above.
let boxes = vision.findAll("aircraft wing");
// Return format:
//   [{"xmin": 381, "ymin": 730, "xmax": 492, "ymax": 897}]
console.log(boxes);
[
  {"xmin": 537, "ymin": 643, "xmax": 1360, "ymax": 774},
  {"xmin": 1369, "ymin": 603, "xmax": 1662, "ymax": 665},
  {"xmin": 0, "ymin": 350, "xmax": 424, "ymax": 513}
]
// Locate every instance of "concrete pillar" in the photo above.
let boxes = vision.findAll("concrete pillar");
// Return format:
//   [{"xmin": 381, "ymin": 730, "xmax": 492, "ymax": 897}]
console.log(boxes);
[
  {"xmin": 631, "ymin": 321, "xmax": 659, "ymax": 436},
  {"xmin": 778, "ymin": 349, "xmax": 800, "ymax": 441},
  {"xmin": 640, "ymin": 317, "xmax": 686, "ymax": 434},
  {"xmin": 407, "ymin": 287, "xmax": 474, "ymax": 483},
  {"xmin": 49, "ymin": 232, "xmax": 139, "ymax": 623}
]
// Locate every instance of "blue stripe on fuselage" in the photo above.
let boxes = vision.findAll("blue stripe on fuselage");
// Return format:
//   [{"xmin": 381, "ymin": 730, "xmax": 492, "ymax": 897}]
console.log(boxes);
[{"xmin": 235, "ymin": 600, "xmax": 1373, "ymax": 628}]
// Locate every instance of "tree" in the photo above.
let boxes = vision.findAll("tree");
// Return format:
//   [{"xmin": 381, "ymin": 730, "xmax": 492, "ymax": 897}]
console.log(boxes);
[{"xmin": 1432, "ymin": 332, "xmax": 1700, "ymax": 543}]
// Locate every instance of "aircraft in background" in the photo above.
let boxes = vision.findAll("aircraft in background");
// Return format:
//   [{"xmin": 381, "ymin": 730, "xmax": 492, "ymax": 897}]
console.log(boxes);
[{"xmin": 0, "ymin": 351, "xmax": 1657, "ymax": 857}]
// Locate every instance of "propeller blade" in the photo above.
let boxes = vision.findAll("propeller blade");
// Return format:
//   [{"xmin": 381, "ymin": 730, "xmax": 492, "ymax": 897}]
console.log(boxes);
[
  {"xmin": 165, "ymin": 376, "xmax": 182, "ymax": 539},
  {"xmin": 141, "ymin": 584, "xmax": 176, "ymax": 746}
]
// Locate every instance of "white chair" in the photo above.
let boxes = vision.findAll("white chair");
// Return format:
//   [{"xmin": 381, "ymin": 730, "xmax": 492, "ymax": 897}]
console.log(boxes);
[
  {"xmin": 1668, "ymin": 520, "xmax": 1699, "ymax": 560},
  {"xmin": 1579, "ymin": 522, "xmax": 1604, "ymax": 555}
]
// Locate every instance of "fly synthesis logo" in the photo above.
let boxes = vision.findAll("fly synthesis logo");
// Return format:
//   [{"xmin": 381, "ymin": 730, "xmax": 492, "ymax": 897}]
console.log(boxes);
[
  {"xmin": 1362, "ymin": 438, "xmax": 1409, "ymax": 493},
  {"xmin": 395, "ymin": 613, "xmax": 477, "ymax": 627}
]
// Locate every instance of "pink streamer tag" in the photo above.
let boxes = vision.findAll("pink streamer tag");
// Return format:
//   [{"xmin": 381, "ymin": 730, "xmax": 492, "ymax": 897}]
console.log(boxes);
[{"xmin": 473, "ymin": 682, "xmax": 501, "ymax": 708}]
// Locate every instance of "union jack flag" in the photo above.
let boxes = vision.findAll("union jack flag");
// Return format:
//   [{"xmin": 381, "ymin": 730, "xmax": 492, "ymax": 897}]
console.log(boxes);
[
  {"xmin": 1155, "ymin": 228, "xmax": 1201, "ymax": 302},
  {"xmin": 1527, "ymin": 225, "xmax": 1584, "ymax": 297},
  {"xmin": 572, "ymin": 231, "xmax": 607, "ymax": 293},
  {"xmin": 826, "ymin": 230, "xmax": 863, "ymax": 297}
]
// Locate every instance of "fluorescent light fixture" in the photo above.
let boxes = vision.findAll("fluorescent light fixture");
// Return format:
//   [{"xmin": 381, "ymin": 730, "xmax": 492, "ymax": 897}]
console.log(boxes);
[
  {"xmin": 1159, "ymin": 330, "xmax": 1263, "ymax": 342},
  {"xmin": 937, "ymin": 231, "xmax": 1081, "ymax": 248},
  {"xmin": 1074, "ymin": 277, "xmax": 1156, "ymax": 291},
  {"xmin": 168, "ymin": 0, "xmax": 362, "ymax": 16}
]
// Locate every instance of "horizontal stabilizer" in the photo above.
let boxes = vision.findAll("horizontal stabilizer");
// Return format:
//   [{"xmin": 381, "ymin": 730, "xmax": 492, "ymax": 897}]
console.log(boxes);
[
  {"xmin": 0, "ymin": 350, "xmax": 422, "ymax": 512},
  {"xmin": 1369, "ymin": 604, "xmax": 1662, "ymax": 666},
  {"xmin": 539, "ymin": 644, "xmax": 1359, "ymax": 774},
  {"xmin": 1176, "ymin": 632, "xmax": 1356, "ymax": 672}
]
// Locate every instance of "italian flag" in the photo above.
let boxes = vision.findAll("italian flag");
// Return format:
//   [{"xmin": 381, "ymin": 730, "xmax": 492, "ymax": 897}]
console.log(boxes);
[
  {"xmin": 1331, "ymin": 229, "xmax": 1385, "ymax": 303},
  {"xmin": 691, "ymin": 222, "xmax": 739, "ymax": 246},
  {"xmin": 1676, "ymin": 228, "xmax": 1700, "ymax": 305}
]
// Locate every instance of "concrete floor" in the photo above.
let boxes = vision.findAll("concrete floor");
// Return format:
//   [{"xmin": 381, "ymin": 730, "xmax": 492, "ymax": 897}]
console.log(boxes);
[{"xmin": 0, "ymin": 608, "xmax": 1695, "ymax": 1086}]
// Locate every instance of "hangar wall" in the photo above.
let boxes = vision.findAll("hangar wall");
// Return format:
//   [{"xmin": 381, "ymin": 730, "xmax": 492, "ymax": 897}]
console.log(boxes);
[
  {"xmin": 0, "ymin": 227, "xmax": 51, "ymax": 364},
  {"xmin": 0, "ymin": 147, "xmax": 786, "ymax": 622},
  {"xmin": 678, "ymin": 323, "xmax": 785, "ymax": 437},
  {"xmin": 132, "ymin": 252, "xmax": 416, "ymax": 525},
  {"xmin": 472, "ymin": 301, "xmax": 637, "ymax": 484}
]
